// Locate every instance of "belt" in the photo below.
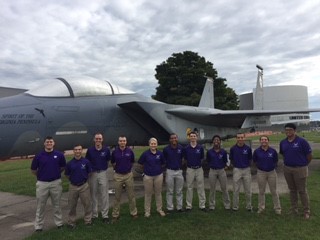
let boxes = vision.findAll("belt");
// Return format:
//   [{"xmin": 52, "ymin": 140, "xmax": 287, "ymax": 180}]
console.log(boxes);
[
  {"xmin": 188, "ymin": 166, "xmax": 201, "ymax": 169},
  {"xmin": 210, "ymin": 167, "xmax": 223, "ymax": 170},
  {"xmin": 167, "ymin": 168, "xmax": 181, "ymax": 171},
  {"xmin": 72, "ymin": 181, "xmax": 87, "ymax": 187}
]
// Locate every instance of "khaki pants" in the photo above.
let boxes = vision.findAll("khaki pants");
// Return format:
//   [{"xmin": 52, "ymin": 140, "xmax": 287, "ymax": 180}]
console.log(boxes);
[
  {"xmin": 35, "ymin": 179, "xmax": 63, "ymax": 230},
  {"xmin": 166, "ymin": 169, "xmax": 184, "ymax": 211},
  {"xmin": 67, "ymin": 182, "xmax": 92, "ymax": 225},
  {"xmin": 257, "ymin": 169, "xmax": 281, "ymax": 212},
  {"xmin": 209, "ymin": 168, "xmax": 230, "ymax": 209},
  {"xmin": 143, "ymin": 174, "xmax": 163, "ymax": 214},
  {"xmin": 89, "ymin": 170, "xmax": 109, "ymax": 218},
  {"xmin": 186, "ymin": 168, "xmax": 206, "ymax": 209},
  {"xmin": 283, "ymin": 165, "xmax": 310, "ymax": 214},
  {"xmin": 112, "ymin": 172, "xmax": 137, "ymax": 218},
  {"xmin": 232, "ymin": 167, "xmax": 252, "ymax": 210}
]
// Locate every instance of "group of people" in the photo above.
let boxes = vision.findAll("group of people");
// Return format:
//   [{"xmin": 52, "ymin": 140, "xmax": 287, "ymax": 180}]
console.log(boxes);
[{"xmin": 30, "ymin": 123, "xmax": 313, "ymax": 232}]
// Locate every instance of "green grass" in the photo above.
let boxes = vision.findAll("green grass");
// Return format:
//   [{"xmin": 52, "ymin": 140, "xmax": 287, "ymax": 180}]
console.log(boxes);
[{"xmin": 25, "ymin": 169, "xmax": 320, "ymax": 240}]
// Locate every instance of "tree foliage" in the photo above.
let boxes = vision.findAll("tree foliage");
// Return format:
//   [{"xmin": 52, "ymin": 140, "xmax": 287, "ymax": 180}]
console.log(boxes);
[{"xmin": 153, "ymin": 51, "xmax": 238, "ymax": 110}]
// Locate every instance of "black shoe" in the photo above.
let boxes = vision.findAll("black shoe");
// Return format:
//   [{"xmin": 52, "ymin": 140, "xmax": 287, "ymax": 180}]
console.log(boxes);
[
  {"xmin": 177, "ymin": 208, "xmax": 185, "ymax": 213},
  {"xmin": 57, "ymin": 225, "xmax": 64, "ymax": 229},
  {"xmin": 67, "ymin": 224, "xmax": 76, "ymax": 229},
  {"xmin": 166, "ymin": 209, "xmax": 175, "ymax": 214},
  {"xmin": 85, "ymin": 222, "xmax": 93, "ymax": 226},
  {"xmin": 35, "ymin": 229, "xmax": 43, "ymax": 233},
  {"xmin": 185, "ymin": 208, "xmax": 192, "ymax": 212},
  {"xmin": 102, "ymin": 217, "xmax": 110, "ymax": 224},
  {"xmin": 200, "ymin": 208, "xmax": 208, "ymax": 213}
]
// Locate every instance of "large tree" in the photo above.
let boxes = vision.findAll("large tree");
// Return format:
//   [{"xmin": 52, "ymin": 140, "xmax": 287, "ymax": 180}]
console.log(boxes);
[{"xmin": 153, "ymin": 51, "xmax": 238, "ymax": 110}]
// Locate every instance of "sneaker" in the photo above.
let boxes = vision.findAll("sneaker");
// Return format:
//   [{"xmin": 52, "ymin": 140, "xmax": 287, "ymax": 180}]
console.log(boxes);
[
  {"xmin": 57, "ymin": 225, "xmax": 64, "ymax": 229},
  {"xmin": 35, "ymin": 229, "xmax": 43, "ymax": 233},
  {"xmin": 185, "ymin": 208, "xmax": 192, "ymax": 212},
  {"xmin": 144, "ymin": 212, "xmax": 151, "ymax": 218},
  {"xmin": 112, "ymin": 217, "xmax": 119, "ymax": 224},
  {"xmin": 209, "ymin": 207, "xmax": 215, "ymax": 211},
  {"xmin": 67, "ymin": 224, "xmax": 76, "ymax": 229},
  {"xmin": 247, "ymin": 207, "xmax": 253, "ymax": 212},
  {"xmin": 304, "ymin": 212, "xmax": 310, "ymax": 220},
  {"xmin": 85, "ymin": 222, "xmax": 93, "ymax": 226},
  {"xmin": 177, "ymin": 208, "xmax": 185, "ymax": 213},
  {"xmin": 232, "ymin": 207, "xmax": 239, "ymax": 212},
  {"xmin": 158, "ymin": 210, "xmax": 166, "ymax": 217},
  {"xmin": 166, "ymin": 209, "xmax": 175, "ymax": 214},
  {"xmin": 102, "ymin": 217, "xmax": 110, "ymax": 224},
  {"xmin": 132, "ymin": 214, "xmax": 138, "ymax": 219}
]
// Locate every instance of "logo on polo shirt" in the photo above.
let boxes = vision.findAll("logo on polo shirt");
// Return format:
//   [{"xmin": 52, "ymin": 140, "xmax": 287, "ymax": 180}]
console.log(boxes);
[
  {"xmin": 100, "ymin": 152, "xmax": 107, "ymax": 157},
  {"xmin": 125, "ymin": 153, "xmax": 131, "ymax": 157},
  {"xmin": 218, "ymin": 154, "xmax": 223, "ymax": 159},
  {"xmin": 177, "ymin": 149, "xmax": 182, "ymax": 154},
  {"xmin": 242, "ymin": 150, "xmax": 248, "ymax": 155},
  {"xmin": 156, "ymin": 155, "xmax": 161, "ymax": 159},
  {"xmin": 293, "ymin": 143, "xmax": 299, "ymax": 148},
  {"xmin": 54, "ymin": 155, "xmax": 58, "ymax": 158},
  {"xmin": 196, "ymin": 149, "xmax": 201, "ymax": 154},
  {"xmin": 81, "ymin": 164, "xmax": 86, "ymax": 169},
  {"xmin": 268, "ymin": 153, "xmax": 273, "ymax": 158}
]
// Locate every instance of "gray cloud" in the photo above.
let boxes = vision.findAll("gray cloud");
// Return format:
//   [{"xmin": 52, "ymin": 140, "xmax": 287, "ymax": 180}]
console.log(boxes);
[{"xmin": 0, "ymin": 0, "xmax": 319, "ymax": 118}]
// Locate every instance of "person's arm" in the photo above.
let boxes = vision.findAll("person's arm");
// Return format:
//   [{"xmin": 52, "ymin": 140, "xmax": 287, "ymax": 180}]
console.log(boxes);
[{"xmin": 307, "ymin": 153, "xmax": 312, "ymax": 164}]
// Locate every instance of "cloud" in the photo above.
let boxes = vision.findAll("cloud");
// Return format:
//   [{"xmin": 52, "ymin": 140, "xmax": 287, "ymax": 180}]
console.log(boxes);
[{"xmin": 0, "ymin": 0, "xmax": 319, "ymax": 118}]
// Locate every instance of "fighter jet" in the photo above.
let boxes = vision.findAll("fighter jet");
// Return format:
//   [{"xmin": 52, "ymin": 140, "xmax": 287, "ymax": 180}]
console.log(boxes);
[{"xmin": 0, "ymin": 76, "xmax": 319, "ymax": 159}]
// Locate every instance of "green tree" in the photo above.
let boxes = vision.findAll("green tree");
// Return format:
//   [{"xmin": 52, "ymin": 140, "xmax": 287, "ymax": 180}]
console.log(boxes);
[{"xmin": 153, "ymin": 51, "xmax": 238, "ymax": 109}]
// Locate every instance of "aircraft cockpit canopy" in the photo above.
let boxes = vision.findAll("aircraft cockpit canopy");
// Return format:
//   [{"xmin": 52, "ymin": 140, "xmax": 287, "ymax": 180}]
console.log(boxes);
[{"xmin": 27, "ymin": 77, "xmax": 135, "ymax": 97}]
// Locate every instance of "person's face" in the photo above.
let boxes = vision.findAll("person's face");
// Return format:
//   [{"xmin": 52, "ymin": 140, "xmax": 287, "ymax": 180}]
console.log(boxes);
[
  {"xmin": 94, "ymin": 134, "xmax": 103, "ymax": 146},
  {"xmin": 260, "ymin": 137, "xmax": 269, "ymax": 147},
  {"xmin": 169, "ymin": 135, "xmax": 178, "ymax": 146},
  {"xmin": 118, "ymin": 137, "xmax": 127, "ymax": 148},
  {"xmin": 149, "ymin": 139, "xmax": 158, "ymax": 151},
  {"xmin": 213, "ymin": 137, "xmax": 221, "ymax": 148},
  {"xmin": 73, "ymin": 146, "xmax": 83, "ymax": 159},
  {"xmin": 285, "ymin": 128, "xmax": 296, "ymax": 138},
  {"xmin": 189, "ymin": 133, "xmax": 197, "ymax": 142},
  {"xmin": 44, "ymin": 139, "xmax": 55, "ymax": 152},
  {"xmin": 236, "ymin": 134, "xmax": 245, "ymax": 146}
]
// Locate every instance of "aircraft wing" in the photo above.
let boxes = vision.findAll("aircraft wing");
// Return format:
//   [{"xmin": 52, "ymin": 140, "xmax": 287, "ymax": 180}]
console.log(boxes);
[{"xmin": 119, "ymin": 101, "xmax": 320, "ymax": 128}]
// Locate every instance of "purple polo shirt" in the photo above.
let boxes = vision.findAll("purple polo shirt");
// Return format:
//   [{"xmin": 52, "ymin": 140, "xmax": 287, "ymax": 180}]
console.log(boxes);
[
  {"xmin": 279, "ymin": 136, "xmax": 312, "ymax": 167},
  {"xmin": 85, "ymin": 146, "xmax": 110, "ymax": 171},
  {"xmin": 184, "ymin": 144, "xmax": 204, "ymax": 168},
  {"xmin": 31, "ymin": 150, "xmax": 66, "ymax": 182},
  {"xmin": 206, "ymin": 148, "xmax": 228, "ymax": 169},
  {"xmin": 163, "ymin": 144, "xmax": 184, "ymax": 170},
  {"xmin": 229, "ymin": 144, "xmax": 252, "ymax": 168},
  {"xmin": 111, "ymin": 147, "xmax": 135, "ymax": 174},
  {"xmin": 65, "ymin": 157, "xmax": 92, "ymax": 186},
  {"xmin": 138, "ymin": 150, "xmax": 165, "ymax": 176},
  {"xmin": 253, "ymin": 147, "xmax": 278, "ymax": 172}
]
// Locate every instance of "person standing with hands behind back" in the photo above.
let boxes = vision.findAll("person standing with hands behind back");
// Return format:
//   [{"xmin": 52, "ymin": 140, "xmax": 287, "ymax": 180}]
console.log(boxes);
[
  {"xmin": 31, "ymin": 136, "xmax": 66, "ymax": 232},
  {"xmin": 138, "ymin": 137, "xmax": 166, "ymax": 218},
  {"xmin": 280, "ymin": 123, "xmax": 312, "ymax": 220}
]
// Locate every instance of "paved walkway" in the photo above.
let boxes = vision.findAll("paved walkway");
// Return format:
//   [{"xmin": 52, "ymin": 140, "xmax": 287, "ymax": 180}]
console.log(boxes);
[{"xmin": 1, "ymin": 161, "xmax": 320, "ymax": 240}]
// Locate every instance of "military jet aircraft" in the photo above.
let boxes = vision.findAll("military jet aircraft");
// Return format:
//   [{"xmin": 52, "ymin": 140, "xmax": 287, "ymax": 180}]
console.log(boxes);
[{"xmin": 0, "ymin": 76, "xmax": 319, "ymax": 159}]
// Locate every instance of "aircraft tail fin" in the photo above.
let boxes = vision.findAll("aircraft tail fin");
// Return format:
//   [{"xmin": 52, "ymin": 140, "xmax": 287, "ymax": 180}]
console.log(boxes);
[{"xmin": 198, "ymin": 77, "xmax": 214, "ymax": 108}]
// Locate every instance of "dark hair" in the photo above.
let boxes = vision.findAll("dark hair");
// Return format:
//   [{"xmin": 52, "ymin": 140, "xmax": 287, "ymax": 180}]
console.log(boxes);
[
  {"xmin": 259, "ymin": 135, "xmax": 269, "ymax": 141},
  {"xmin": 212, "ymin": 135, "xmax": 221, "ymax": 141},
  {"xmin": 44, "ymin": 136, "xmax": 53, "ymax": 141},
  {"xmin": 73, "ymin": 144, "xmax": 82, "ymax": 149},
  {"xmin": 284, "ymin": 123, "xmax": 296, "ymax": 130},
  {"xmin": 188, "ymin": 131, "xmax": 198, "ymax": 136}
]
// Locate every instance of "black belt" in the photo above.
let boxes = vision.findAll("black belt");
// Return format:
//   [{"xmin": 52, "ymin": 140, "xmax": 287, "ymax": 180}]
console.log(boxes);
[
  {"xmin": 188, "ymin": 166, "xmax": 201, "ymax": 169},
  {"xmin": 210, "ymin": 167, "xmax": 223, "ymax": 170},
  {"xmin": 72, "ymin": 181, "xmax": 87, "ymax": 187},
  {"xmin": 167, "ymin": 168, "xmax": 181, "ymax": 171}
]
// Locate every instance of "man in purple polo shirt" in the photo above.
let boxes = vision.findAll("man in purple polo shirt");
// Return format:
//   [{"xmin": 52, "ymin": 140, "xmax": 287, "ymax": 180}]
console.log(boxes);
[
  {"xmin": 31, "ymin": 136, "xmax": 66, "ymax": 232},
  {"xmin": 163, "ymin": 133, "xmax": 185, "ymax": 213},
  {"xmin": 85, "ymin": 133, "xmax": 111, "ymax": 223},
  {"xmin": 253, "ymin": 136, "xmax": 281, "ymax": 215},
  {"xmin": 280, "ymin": 123, "xmax": 312, "ymax": 220},
  {"xmin": 65, "ymin": 144, "xmax": 92, "ymax": 228},
  {"xmin": 111, "ymin": 136, "xmax": 138, "ymax": 223},
  {"xmin": 184, "ymin": 131, "xmax": 207, "ymax": 212},
  {"xmin": 206, "ymin": 135, "xmax": 230, "ymax": 210},
  {"xmin": 229, "ymin": 133, "xmax": 253, "ymax": 211}
]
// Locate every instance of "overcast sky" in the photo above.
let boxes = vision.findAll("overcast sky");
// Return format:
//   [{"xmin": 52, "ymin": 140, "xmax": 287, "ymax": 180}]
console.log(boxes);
[{"xmin": 1, "ymin": 0, "xmax": 319, "ymax": 119}]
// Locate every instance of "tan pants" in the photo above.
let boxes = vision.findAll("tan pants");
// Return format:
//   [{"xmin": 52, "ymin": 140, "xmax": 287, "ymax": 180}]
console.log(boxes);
[
  {"xmin": 67, "ymin": 182, "xmax": 92, "ymax": 225},
  {"xmin": 186, "ymin": 168, "xmax": 206, "ymax": 209},
  {"xmin": 112, "ymin": 172, "xmax": 137, "ymax": 218},
  {"xmin": 209, "ymin": 168, "xmax": 230, "ymax": 209},
  {"xmin": 35, "ymin": 179, "xmax": 63, "ymax": 230},
  {"xmin": 89, "ymin": 170, "xmax": 109, "ymax": 218},
  {"xmin": 257, "ymin": 169, "xmax": 281, "ymax": 212},
  {"xmin": 283, "ymin": 165, "xmax": 310, "ymax": 214},
  {"xmin": 232, "ymin": 167, "xmax": 252, "ymax": 210},
  {"xmin": 143, "ymin": 174, "xmax": 163, "ymax": 214}
]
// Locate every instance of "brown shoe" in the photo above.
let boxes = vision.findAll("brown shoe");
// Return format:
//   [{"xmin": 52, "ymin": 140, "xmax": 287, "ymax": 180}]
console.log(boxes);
[{"xmin": 132, "ymin": 214, "xmax": 138, "ymax": 219}]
